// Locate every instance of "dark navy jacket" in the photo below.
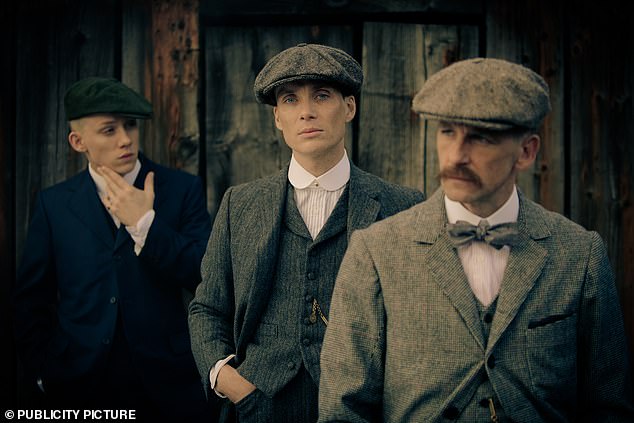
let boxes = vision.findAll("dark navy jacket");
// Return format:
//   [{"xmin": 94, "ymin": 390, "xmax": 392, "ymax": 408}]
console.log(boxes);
[{"xmin": 13, "ymin": 154, "xmax": 211, "ymax": 416}]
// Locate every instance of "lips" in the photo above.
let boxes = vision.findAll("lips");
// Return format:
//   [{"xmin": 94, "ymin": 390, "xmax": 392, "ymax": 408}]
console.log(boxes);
[{"xmin": 298, "ymin": 128, "xmax": 323, "ymax": 135}]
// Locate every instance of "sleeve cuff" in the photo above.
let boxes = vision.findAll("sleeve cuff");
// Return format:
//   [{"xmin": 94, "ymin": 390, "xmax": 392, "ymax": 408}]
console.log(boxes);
[
  {"xmin": 125, "ymin": 209, "xmax": 156, "ymax": 256},
  {"xmin": 210, "ymin": 354, "xmax": 236, "ymax": 398}
]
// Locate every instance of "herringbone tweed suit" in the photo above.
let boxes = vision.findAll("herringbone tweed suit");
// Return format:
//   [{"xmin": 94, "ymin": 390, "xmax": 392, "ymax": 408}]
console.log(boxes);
[
  {"xmin": 319, "ymin": 188, "xmax": 634, "ymax": 422},
  {"xmin": 189, "ymin": 162, "xmax": 424, "ymax": 421}
]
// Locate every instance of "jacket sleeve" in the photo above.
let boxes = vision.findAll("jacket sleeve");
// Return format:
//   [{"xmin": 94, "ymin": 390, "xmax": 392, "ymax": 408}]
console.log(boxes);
[
  {"xmin": 12, "ymin": 192, "xmax": 58, "ymax": 384},
  {"xmin": 138, "ymin": 175, "xmax": 211, "ymax": 292},
  {"xmin": 319, "ymin": 230, "xmax": 385, "ymax": 423},
  {"xmin": 578, "ymin": 231, "xmax": 634, "ymax": 420},
  {"xmin": 188, "ymin": 187, "xmax": 237, "ymax": 397}
]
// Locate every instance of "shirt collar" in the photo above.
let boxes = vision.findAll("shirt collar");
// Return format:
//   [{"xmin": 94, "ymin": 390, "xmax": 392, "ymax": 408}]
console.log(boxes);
[
  {"xmin": 88, "ymin": 159, "xmax": 141, "ymax": 196},
  {"xmin": 445, "ymin": 186, "xmax": 519, "ymax": 226},
  {"xmin": 288, "ymin": 150, "xmax": 350, "ymax": 191}
]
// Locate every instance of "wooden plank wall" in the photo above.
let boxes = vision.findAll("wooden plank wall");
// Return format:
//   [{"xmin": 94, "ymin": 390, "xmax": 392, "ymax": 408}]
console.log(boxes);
[
  {"xmin": 358, "ymin": 22, "xmax": 479, "ymax": 193},
  {"xmin": 4, "ymin": 0, "xmax": 634, "ymax": 407},
  {"xmin": 567, "ymin": 0, "xmax": 634, "ymax": 353}
]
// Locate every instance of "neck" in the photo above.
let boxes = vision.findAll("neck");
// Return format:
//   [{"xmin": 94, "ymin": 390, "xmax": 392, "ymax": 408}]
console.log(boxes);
[
  {"xmin": 462, "ymin": 185, "xmax": 516, "ymax": 218},
  {"xmin": 294, "ymin": 148, "xmax": 345, "ymax": 177}
]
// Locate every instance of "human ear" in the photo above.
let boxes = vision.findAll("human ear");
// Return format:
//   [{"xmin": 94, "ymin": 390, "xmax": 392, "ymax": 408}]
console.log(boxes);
[
  {"xmin": 273, "ymin": 107, "xmax": 283, "ymax": 131},
  {"xmin": 68, "ymin": 131, "xmax": 87, "ymax": 153},
  {"xmin": 515, "ymin": 134, "xmax": 540, "ymax": 171},
  {"xmin": 344, "ymin": 96, "xmax": 356, "ymax": 122}
]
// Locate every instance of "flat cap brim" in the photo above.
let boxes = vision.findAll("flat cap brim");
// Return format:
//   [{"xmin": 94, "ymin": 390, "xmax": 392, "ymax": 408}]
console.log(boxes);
[
  {"xmin": 64, "ymin": 77, "xmax": 153, "ymax": 121},
  {"xmin": 254, "ymin": 43, "xmax": 363, "ymax": 105},
  {"xmin": 412, "ymin": 58, "xmax": 551, "ymax": 130}
]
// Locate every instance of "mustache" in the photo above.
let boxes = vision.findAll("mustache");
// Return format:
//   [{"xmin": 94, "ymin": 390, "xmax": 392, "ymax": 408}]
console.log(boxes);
[{"xmin": 437, "ymin": 166, "xmax": 482, "ymax": 186}]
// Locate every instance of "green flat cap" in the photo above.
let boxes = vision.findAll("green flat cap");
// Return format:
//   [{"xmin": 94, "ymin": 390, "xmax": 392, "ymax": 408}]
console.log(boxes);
[
  {"xmin": 64, "ymin": 77, "xmax": 153, "ymax": 121},
  {"xmin": 412, "ymin": 58, "xmax": 551, "ymax": 130},
  {"xmin": 254, "ymin": 43, "xmax": 363, "ymax": 106}
]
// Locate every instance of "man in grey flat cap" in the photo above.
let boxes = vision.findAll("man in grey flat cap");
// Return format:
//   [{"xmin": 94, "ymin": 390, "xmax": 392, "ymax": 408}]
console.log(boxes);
[
  {"xmin": 188, "ymin": 43, "xmax": 424, "ymax": 423},
  {"xmin": 319, "ymin": 58, "xmax": 634, "ymax": 422},
  {"xmin": 13, "ymin": 77, "xmax": 215, "ymax": 422}
]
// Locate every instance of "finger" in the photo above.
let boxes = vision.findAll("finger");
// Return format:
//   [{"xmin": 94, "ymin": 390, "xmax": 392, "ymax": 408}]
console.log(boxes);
[
  {"xmin": 144, "ymin": 172, "xmax": 155, "ymax": 197},
  {"xmin": 98, "ymin": 166, "xmax": 128, "ymax": 191},
  {"xmin": 99, "ymin": 192, "xmax": 111, "ymax": 210}
]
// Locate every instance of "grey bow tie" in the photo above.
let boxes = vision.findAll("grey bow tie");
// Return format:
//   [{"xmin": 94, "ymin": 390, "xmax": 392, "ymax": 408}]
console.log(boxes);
[{"xmin": 447, "ymin": 220, "xmax": 520, "ymax": 249}]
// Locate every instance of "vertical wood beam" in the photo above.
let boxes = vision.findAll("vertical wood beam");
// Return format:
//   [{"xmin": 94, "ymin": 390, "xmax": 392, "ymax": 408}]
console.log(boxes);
[{"xmin": 149, "ymin": 0, "xmax": 200, "ymax": 173}]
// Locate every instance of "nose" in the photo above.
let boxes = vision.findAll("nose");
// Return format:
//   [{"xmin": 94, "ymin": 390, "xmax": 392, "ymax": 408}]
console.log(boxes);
[
  {"xmin": 119, "ymin": 128, "xmax": 133, "ymax": 147},
  {"xmin": 446, "ymin": 134, "xmax": 470, "ymax": 165},
  {"xmin": 299, "ymin": 100, "xmax": 316, "ymax": 120}
]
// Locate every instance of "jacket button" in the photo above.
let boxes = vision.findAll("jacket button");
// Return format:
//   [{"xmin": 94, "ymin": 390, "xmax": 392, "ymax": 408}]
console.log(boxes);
[
  {"xmin": 302, "ymin": 338, "xmax": 311, "ymax": 346},
  {"xmin": 305, "ymin": 294, "xmax": 312, "ymax": 302},
  {"xmin": 487, "ymin": 355, "xmax": 496, "ymax": 369},
  {"xmin": 102, "ymin": 338, "xmax": 111, "ymax": 345},
  {"xmin": 109, "ymin": 297, "xmax": 117, "ymax": 304},
  {"xmin": 442, "ymin": 405, "xmax": 459, "ymax": 419},
  {"xmin": 287, "ymin": 362, "xmax": 295, "ymax": 370},
  {"xmin": 307, "ymin": 272, "xmax": 316, "ymax": 280}
]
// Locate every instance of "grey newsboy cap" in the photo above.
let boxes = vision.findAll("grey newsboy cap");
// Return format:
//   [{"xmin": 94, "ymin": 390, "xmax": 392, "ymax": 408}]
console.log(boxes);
[
  {"xmin": 412, "ymin": 58, "xmax": 551, "ymax": 130},
  {"xmin": 64, "ymin": 77, "xmax": 153, "ymax": 121},
  {"xmin": 254, "ymin": 43, "xmax": 363, "ymax": 105}
]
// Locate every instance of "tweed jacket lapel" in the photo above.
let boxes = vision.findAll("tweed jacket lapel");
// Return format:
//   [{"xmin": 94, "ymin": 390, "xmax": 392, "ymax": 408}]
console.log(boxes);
[
  {"xmin": 415, "ymin": 189, "xmax": 486, "ymax": 349},
  {"xmin": 69, "ymin": 170, "xmax": 116, "ymax": 248},
  {"xmin": 416, "ymin": 189, "xmax": 551, "ymax": 351},
  {"xmin": 237, "ymin": 167, "xmax": 288, "ymax": 351},
  {"xmin": 347, "ymin": 165, "xmax": 381, "ymax": 240},
  {"xmin": 487, "ymin": 191, "xmax": 549, "ymax": 351}
]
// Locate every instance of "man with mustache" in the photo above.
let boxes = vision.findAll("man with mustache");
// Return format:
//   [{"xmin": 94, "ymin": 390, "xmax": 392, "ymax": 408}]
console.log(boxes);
[
  {"xmin": 319, "ymin": 58, "xmax": 634, "ymax": 422},
  {"xmin": 188, "ymin": 43, "xmax": 424, "ymax": 423}
]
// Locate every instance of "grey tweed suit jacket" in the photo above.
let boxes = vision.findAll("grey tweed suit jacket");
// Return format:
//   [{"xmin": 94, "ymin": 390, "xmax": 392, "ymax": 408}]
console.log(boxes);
[
  {"xmin": 319, "ymin": 188, "xmax": 634, "ymax": 422},
  {"xmin": 188, "ymin": 163, "xmax": 424, "ymax": 397}
]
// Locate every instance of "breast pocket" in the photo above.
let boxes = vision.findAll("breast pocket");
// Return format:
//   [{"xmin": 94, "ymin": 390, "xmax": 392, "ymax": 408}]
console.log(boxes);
[{"xmin": 526, "ymin": 312, "xmax": 577, "ymax": 400}]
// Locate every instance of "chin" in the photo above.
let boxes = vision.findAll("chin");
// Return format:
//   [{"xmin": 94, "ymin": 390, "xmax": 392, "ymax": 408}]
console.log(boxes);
[
  {"xmin": 115, "ymin": 163, "xmax": 136, "ymax": 176},
  {"xmin": 442, "ymin": 187, "xmax": 476, "ymax": 204}
]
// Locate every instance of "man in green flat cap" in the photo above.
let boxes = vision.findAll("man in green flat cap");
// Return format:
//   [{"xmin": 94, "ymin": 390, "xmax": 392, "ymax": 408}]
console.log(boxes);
[
  {"xmin": 13, "ymin": 77, "xmax": 216, "ymax": 422},
  {"xmin": 188, "ymin": 43, "xmax": 424, "ymax": 422},
  {"xmin": 318, "ymin": 57, "xmax": 634, "ymax": 422}
]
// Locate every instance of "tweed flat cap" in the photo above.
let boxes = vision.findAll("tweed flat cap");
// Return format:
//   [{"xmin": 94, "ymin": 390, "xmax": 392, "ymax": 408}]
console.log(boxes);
[
  {"xmin": 254, "ymin": 43, "xmax": 363, "ymax": 105},
  {"xmin": 64, "ymin": 77, "xmax": 153, "ymax": 121},
  {"xmin": 412, "ymin": 58, "xmax": 551, "ymax": 130}
]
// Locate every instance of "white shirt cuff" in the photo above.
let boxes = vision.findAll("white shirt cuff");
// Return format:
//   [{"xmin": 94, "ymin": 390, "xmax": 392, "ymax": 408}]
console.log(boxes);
[
  {"xmin": 210, "ymin": 354, "xmax": 236, "ymax": 398},
  {"xmin": 125, "ymin": 209, "xmax": 155, "ymax": 256}
]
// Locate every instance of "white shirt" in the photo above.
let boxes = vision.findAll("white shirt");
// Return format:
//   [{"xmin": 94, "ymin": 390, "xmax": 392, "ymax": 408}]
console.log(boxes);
[
  {"xmin": 88, "ymin": 160, "xmax": 155, "ymax": 256},
  {"xmin": 209, "ymin": 151, "xmax": 351, "ymax": 397},
  {"xmin": 288, "ymin": 150, "xmax": 350, "ymax": 239},
  {"xmin": 444, "ymin": 187, "xmax": 519, "ymax": 306}
]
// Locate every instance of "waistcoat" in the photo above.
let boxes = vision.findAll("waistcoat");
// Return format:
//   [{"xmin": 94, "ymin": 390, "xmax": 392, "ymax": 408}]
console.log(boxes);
[
  {"xmin": 238, "ymin": 184, "xmax": 349, "ymax": 396},
  {"xmin": 458, "ymin": 298, "xmax": 510, "ymax": 422}
]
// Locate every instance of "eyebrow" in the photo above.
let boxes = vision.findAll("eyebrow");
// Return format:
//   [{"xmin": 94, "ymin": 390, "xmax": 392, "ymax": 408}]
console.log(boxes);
[
  {"xmin": 97, "ymin": 120, "xmax": 118, "ymax": 127},
  {"xmin": 276, "ymin": 83, "xmax": 335, "ymax": 97}
]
